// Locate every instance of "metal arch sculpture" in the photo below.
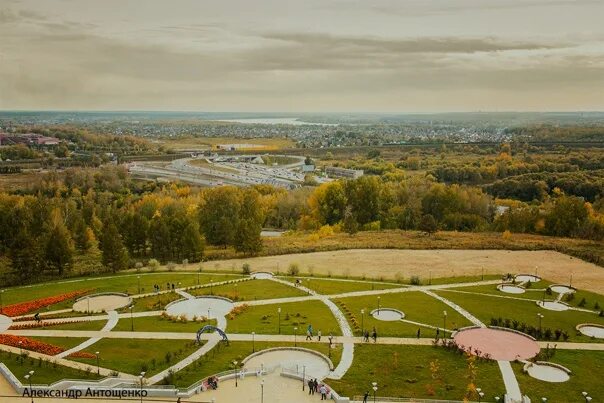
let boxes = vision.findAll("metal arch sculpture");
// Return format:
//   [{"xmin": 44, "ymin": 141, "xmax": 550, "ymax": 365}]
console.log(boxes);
[{"xmin": 197, "ymin": 325, "xmax": 229, "ymax": 345}]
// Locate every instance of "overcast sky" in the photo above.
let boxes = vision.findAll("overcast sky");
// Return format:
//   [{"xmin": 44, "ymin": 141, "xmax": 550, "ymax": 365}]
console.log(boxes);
[{"xmin": 0, "ymin": 0, "xmax": 603, "ymax": 112}]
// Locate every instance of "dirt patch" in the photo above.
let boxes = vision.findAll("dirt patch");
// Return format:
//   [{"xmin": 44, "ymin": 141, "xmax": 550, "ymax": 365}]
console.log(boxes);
[{"xmin": 191, "ymin": 249, "xmax": 604, "ymax": 295}]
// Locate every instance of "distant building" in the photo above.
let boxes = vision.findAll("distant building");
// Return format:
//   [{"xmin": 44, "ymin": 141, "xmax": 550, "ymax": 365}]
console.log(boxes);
[
  {"xmin": 325, "ymin": 166, "xmax": 364, "ymax": 179},
  {"xmin": 302, "ymin": 164, "xmax": 315, "ymax": 172},
  {"xmin": 0, "ymin": 133, "xmax": 60, "ymax": 147}
]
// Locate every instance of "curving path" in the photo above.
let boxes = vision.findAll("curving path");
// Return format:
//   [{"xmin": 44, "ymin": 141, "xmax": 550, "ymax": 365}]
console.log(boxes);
[{"xmin": 55, "ymin": 311, "xmax": 119, "ymax": 359}]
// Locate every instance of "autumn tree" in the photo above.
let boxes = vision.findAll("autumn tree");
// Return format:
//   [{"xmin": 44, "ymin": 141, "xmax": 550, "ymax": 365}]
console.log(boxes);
[{"xmin": 100, "ymin": 222, "xmax": 129, "ymax": 272}]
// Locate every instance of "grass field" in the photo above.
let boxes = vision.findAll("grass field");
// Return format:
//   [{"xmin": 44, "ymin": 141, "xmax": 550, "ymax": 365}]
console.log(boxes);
[
  {"xmin": 0, "ymin": 272, "xmax": 242, "ymax": 307},
  {"xmin": 167, "ymin": 341, "xmax": 342, "ymax": 388},
  {"xmin": 278, "ymin": 277, "xmax": 403, "ymax": 295},
  {"xmin": 513, "ymin": 350, "xmax": 604, "ymax": 402},
  {"xmin": 40, "ymin": 320, "xmax": 107, "ymax": 331},
  {"xmin": 435, "ymin": 290, "xmax": 604, "ymax": 342},
  {"xmin": 160, "ymin": 136, "xmax": 296, "ymax": 151},
  {"xmin": 27, "ymin": 337, "xmax": 89, "ymax": 350},
  {"xmin": 112, "ymin": 315, "xmax": 216, "ymax": 332},
  {"xmin": 328, "ymin": 345, "xmax": 505, "ymax": 401},
  {"xmin": 0, "ymin": 350, "xmax": 101, "ymax": 384},
  {"xmin": 335, "ymin": 291, "xmax": 473, "ymax": 337},
  {"xmin": 188, "ymin": 279, "xmax": 307, "ymax": 301},
  {"xmin": 70, "ymin": 338, "xmax": 200, "ymax": 376},
  {"xmin": 126, "ymin": 292, "xmax": 182, "ymax": 312},
  {"xmin": 226, "ymin": 301, "xmax": 342, "ymax": 336}
]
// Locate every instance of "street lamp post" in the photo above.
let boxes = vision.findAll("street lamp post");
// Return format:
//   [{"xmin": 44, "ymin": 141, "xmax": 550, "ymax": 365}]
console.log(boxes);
[
  {"xmin": 25, "ymin": 370, "xmax": 34, "ymax": 403},
  {"xmin": 372, "ymin": 382, "xmax": 378, "ymax": 403},
  {"xmin": 582, "ymin": 391, "xmax": 592, "ymax": 402},
  {"xmin": 137, "ymin": 276, "xmax": 141, "ymax": 294},
  {"xmin": 537, "ymin": 313, "xmax": 544, "ymax": 335},
  {"xmin": 233, "ymin": 361, "xmax": 238, "ymax": 387},
  {"xmin": 542, "ymin": 398, "xmax": 547, "ymax": 403},
  {"xmin": 377, "ymin": 296, "xmax": 381, "ymax": 315},
  {"xmin": 252, "ymin": 332, "xmax": 255, "ymax": 352},
  {"xmin": 18, "ymin": 340, "xmax": 23, "ymax": 355},
  {"xmin": 139, "ymin": 371, "xmax": 145, "ymax": 403},
  {"xmin": 261, "ymin": 379, "xmax": 265, "ymax": 403},
  {"xmin": 95, "ymin": 351, "xmax": 100, "ymax": 375},
  {"xmin": 294, "ymin": 327, "xmax": 298, "ymax": 347},
  {"xmin": 87, "ymin": 296, "xmax": 90, "ymax": 314},
  {"xmin": 361, "ymin": 309, "xmax": 365, "ymax": 335},
  {"xmin": 197, "ymin": 268, "xmax": 201, "ymax": 285},
  {"xmin": 477, "ymin": 387, "xmax": 483, "ymax": 402},
  {"xmin": 278, "ymin": 307, "xmax": 281, "ymax": 334},
  {"xmin": 129, "ymin": 306, "xmax": 134, "ymax": 331},
  {"xmin": 443, "ymin": 311, "xmax": 448, "ymax": 337},
  {"xmin": 302, "ymin": 365, "xmax": 306, "ymax": 391}
]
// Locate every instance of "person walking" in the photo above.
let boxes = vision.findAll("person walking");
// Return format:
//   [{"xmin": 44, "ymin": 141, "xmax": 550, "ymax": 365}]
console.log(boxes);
[
  {"xmin": 417, "ymin": 328, "xmax": 421, "ymax": 338},
  {"xmin": 363, "ymin": 391, "xmax": 370, "ymax": 403},
  {"xmin": 306, "ymin": 324, "xmax": 313, "ymax": 340},
  {"xmin": 317, "ymin": 329, "xmax": 322, "ymax": 341},
  {"xmin": 363, "ymin": 330, "xmax": 369, "ymax": 342},
  {"xmin": 319, "ymin": 384, "xmax": 327, "ymax": 400},
  {"xmin": 371, "ymin": 327, "xmax": 377, "ymax": 343},
  {"xmin": 308, "ymin": 378, "xmax": 313, "ymax": 394}
]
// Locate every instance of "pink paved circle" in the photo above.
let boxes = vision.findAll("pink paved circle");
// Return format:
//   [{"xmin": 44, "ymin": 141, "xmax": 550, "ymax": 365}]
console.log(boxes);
[{"xmin": 454, "ymin": 328, "xmax": 540, "ymax": 361}]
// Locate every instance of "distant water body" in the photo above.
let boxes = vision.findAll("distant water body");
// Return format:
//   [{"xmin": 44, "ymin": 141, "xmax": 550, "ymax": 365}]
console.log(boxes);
[{"xmin": 215, "ymin": 117, "xmax": 337, "ymax": 126}]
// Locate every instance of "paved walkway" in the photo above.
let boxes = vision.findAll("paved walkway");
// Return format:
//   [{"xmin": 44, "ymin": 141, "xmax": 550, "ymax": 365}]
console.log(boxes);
[
  {"xmin": 176, "ymin": 289, "xmax": 195, "ymax": 300},
  {"xmin": 55, "ymin": 311, "xmax": 118, "ymax": 359},
  {"xmin": 421, "ymin": 290, "xmax": 484, "ymax": 327},
  {"xmin": 498, "ymin": 361, "xmax": 522, "ymax": 402}
]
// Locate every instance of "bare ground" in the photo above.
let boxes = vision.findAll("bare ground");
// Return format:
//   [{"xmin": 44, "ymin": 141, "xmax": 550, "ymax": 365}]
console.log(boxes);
[{"xmin": 193, "ymin": 249, "xmax": 604, "ymax": 295}]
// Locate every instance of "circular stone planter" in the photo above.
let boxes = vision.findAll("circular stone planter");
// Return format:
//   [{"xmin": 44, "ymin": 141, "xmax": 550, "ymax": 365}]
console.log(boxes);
[
  {"xmin": 370, "ymin": 308, "xmax": 405, "ymax": 321},
  {"xmin": 165, "ymin": 296, "xmax": 234, "ymax": 320},
  {"xmin": 536, "ymin": 300, "xmax": 570, "ymax": 311},
  {"xmin": 497, "ymin": 284, "xmax": 526, "ymax": 294},
  {"xmin": 453, "ymin": 327, "xmax": 540, "ymax": 361},
  {"xmin": 251, "ymin": 271, "xmax": 274, "ymax": 280},
  {"xmin": 515, "ymin": 274, "xmax": 541, "ymax": 283},
  {"xmin": 549, "ymin": 285, "xmax": 575, "ymax": 295},
  {"xmin": 576, "ymin": 323, "xmax": 604, "ymax": 339},
  {"xmin": 73, "ymin": 293, "xmax": 132, "ymax": 313},
  {"xmin": 524, "ymin": 362, "xmax": 571, "ymax": 383},
  {"xmin": 0, "ymin": 315, "xmax": 12, "ymax": 332},
  {"xmin": 243, "ymin": 347, "xmax": 332, "ymax": 379}
]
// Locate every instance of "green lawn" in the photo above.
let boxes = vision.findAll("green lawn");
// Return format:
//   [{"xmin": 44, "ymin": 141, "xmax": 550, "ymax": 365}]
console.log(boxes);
[
  {"xmin": 226, "ymin": 301, "xmax": 342, "ymax": 336},
  {"xmin": 112, "ymin": 315, "xmax": 216, "ymax": 332},
  {"xmin": 1, "ymin": 272, "xmax": 242, "ymax": 306},
  {"xmin": 513, "ymin": 350, "xmax": 604, "ymax": 402},
  {"xmin": 278, "ymin": 277, "xmax": 403, "ymax": 295},
  {"xmin": 334, "ymin": 291, "xmax": 473, "ymax": 337},
  {"xmin": 328, "ymin": 345, "xmax": 505, "ymax": 401},
  {"xmin": 420, "ymin": 274, "xmax": 501, "ymax": 286},
  {"xmin": 435, "ymin": 290, "xmax": 604, "ymax": 342},
  {"xmin": 0, "ymin": 350, "xmax": 101, "ymax": 384},
  {"xmin": 27, "ymin": 337, "xmax": 89, "ymax": 350},
  {"xmin": 40, "ymin": 320, "xmax": 107, "ymax": 331},
  {"xmin": 125, "ymin": 292, "xmax": 182, "ymax": 313},
  {"xmin": 167, "ymin": 341, "xmax": 342, "ymax": 388},
  {"xmin": 188, "ymin": 279, "xmax": 307, "ymax": 301},
  {"xmin": 70, "ymin": 338, "xmax": 200, "ymax": 376}
]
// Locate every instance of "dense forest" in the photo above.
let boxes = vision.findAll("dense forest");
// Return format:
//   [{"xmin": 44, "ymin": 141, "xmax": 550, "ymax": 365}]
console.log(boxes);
[{"xmin": 1, "ymin": 164, "xmax": 603, "ymax": 286}]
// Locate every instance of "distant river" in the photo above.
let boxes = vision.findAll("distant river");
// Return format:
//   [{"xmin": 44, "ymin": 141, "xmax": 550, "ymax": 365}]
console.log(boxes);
[{"xmin": 215, "ymin": 117, "xmax": 337, "ymax": 126}]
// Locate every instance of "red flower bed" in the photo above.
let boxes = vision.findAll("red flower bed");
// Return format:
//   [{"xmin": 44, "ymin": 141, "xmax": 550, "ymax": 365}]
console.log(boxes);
[
  {"xmin": 9, "ymin": 320, "xmax": 87, "ymax": 330},
  {"xmin": 0, "ymin": 335, "xmax": 64, "ymax": 356},
  {"xmin": 2, "ymin": 290, "xmax": 93, "ymax": 317}
]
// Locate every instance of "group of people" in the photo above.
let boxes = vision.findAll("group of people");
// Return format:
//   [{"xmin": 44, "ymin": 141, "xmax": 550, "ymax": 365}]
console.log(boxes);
[
  {"xmin": 307, "ymin": 378, "xmax": 330, "ymax": 400},
  {"xmin": 362, "ymin": 327, "xmax": 378, "ymax": 343},
  {"xmin": 305, "ymin": 324, "xmax": 323, "ymax": 341},
  {"xmin": 205, "ymin": 376, "xmax": 219, "ymax": 390},
  {"xmin": 153, "ymin": 283, "xmax": 177, "ymax": 293}
]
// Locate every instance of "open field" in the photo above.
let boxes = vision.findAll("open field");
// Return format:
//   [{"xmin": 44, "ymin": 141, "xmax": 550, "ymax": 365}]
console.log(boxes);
[
  {"xmin": 159, "ymin": 136, "xmax": 296, "ymax": 151},
  {"xmin": 188, "ymin": 279, "xmax": 308, "ymax": 301},
  {"xmin": 0, "ymin": 350, "xmax": 102, "ymax": 385},
  {"xmin": 513, "ymin": 350, "xmax": 604, "ymax": 402},
  {"xmin": 328, "ymin": 344, "xmax": 505, "ymax": 401},
  {"xmin": 112, "ymin": 316, "xmax": 216, "ymax": 332},
  {"xmin": 71, "ymin": 338, "xmax": 199, "ymax": 376},
  {"xmin": 183, "ymin": 248, "xmax": 604, "ymax": 294}
]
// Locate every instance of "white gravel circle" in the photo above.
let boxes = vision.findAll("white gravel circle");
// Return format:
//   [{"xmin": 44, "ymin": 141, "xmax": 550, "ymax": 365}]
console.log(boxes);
[
  {"xmin": 550, "ymin": 285, "xmax": 574, "ymax": 294},
  {"xmin": 166, "ymin": 296, "xmax": 234, "ymax": 320},
  {"xmin": 526, "ymin": 363, "xmax": 570, "ymax": 383},
  {"xmin": 371, "ymin": 308, "xmax": 405, "ymax": 321},
  {"xmin": 577, "ymin": 324, "xmax": 604, "ymax": 339},
  {"xmin": 515, "ymin": 275, "xmax": 541, "ymax": 283},
  {"xmin": 536, "ymin": 300, "xmax": 570, "ymax": 311},
  {"xmin": 251, "ymin": 272, "xmax": 274, "ymax": 279},
  {"xmin": 498, "ymin": 284, "xmax": 526, "ymax": 294},
  {"xmin": 245, "ymin": 349, "xmax": 331, "ymax": 379},
  {"xmin": 73, "ymin": 294, "xmax": 131, "ymax": 313}
]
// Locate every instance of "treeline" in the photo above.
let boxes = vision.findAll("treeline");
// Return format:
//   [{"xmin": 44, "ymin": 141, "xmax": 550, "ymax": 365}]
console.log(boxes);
[
  {"xmin": 1, "ymin": 166, "xmax": 604, "ymax": 285},
  {"xmin": 508, "ymin": 125, "xmax": 604, "ymax": 142}
]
